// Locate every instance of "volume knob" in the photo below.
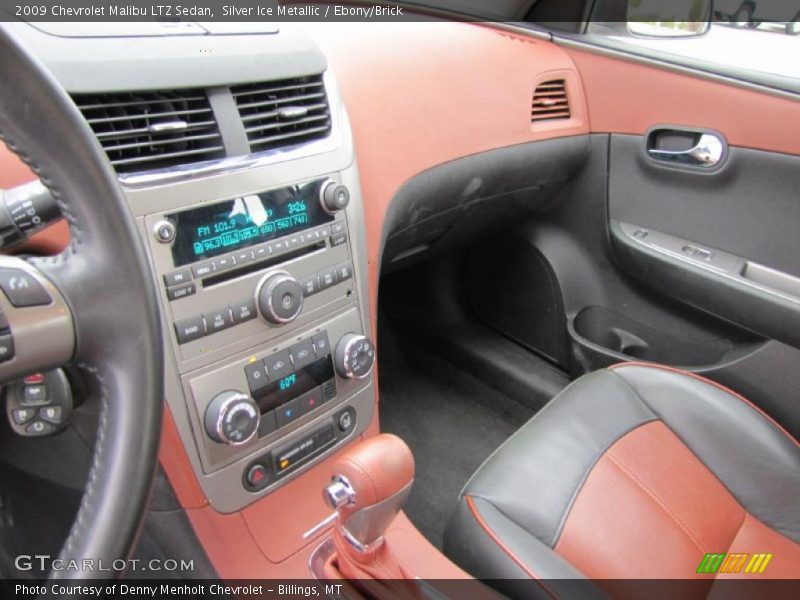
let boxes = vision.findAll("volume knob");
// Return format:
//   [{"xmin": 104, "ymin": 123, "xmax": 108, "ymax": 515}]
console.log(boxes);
[
  {"xmin": 320, "ymin": 181, "xmax": 350, "ymax": 214},
  {"xmin": 204, "ymin": 391, "xmax": 259, "ymax": 445},
  {"xmin": 256, "ymin": 270, "xmax": 304, "ymax": 325},
  {"xmin": 334, "ymin": 333, "xmax": 376, "ymax": 380}
]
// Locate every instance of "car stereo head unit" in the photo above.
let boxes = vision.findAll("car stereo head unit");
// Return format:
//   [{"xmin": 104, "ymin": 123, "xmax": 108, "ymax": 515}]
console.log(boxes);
[{"xmin": 167, "ymin": 179, "xmax": 334, "ymax": 268}]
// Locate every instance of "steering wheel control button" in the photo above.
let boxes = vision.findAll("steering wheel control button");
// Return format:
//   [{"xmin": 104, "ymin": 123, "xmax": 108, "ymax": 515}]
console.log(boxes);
[
  {"xmin": 257, "ymin": 271, "xmax": 304, "ymax": 325},
  {"xmin": 39, "ymin": 405, "xmax": 63, "ymax": 425},
  {"xmin": 153, "ymin": 219, "xmax": 176, "ymax": 243},
  {"xmin": 291, "ymin": 338, "xmax": 316, "ymax": 370},
  {"xmin": 320, "ymin": 181, "xmax": 351, "ymax": 214},
  {"xmin": 12, "ymin": 407, "xmax": 35, "ymax": 425},
  {"xmin": 0, "ymin": 268, "xmax": 52, "ymax": 307},
  {"xmin": 22, "ymin": 384, "xmax": 47, "ymax": 405},
  {"xmin": 0, "ymin": 333, "xmax": 14, "ymax": 363},
  {"xmin": 166, "ymin": 281, "xmax": 196, "ymax": 302},
  {"xmin": 231, "ymin": 299, "xmax": 257, "ymax": 324},
  {"xmin": 204, "ymin": 390, "xmax": 259, "ymax": 446},
  {"xmin": 174, "ymin": 316, "xmax": 206, "ymax": 345},
  {"xmin": 23, "ymin": 373, "xmax": 45, "ymax": 384},
  {"xmin": 264, "ymin": 349, "xmax": 292, "ymax": 380},
  {"xmin": 26, "ymin": 420, "xmax": 55, "ymax": 436},
  {"xmin": 334, "ymin": 333, "xmax": 376, "ymax": 380}
]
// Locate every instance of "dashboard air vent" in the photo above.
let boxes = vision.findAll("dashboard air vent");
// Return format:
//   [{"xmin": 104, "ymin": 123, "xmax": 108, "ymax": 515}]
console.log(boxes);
[
  {"xmin": 72, "ymin": 89, "xmax": 225, "ymax": 173},
  {"xmin": 231, "ymin": 75, "xmax": 332, "ymax": 153},
  {"xmin": 531, "ymin": 79, "xmax": 570, "ymax": 122}
]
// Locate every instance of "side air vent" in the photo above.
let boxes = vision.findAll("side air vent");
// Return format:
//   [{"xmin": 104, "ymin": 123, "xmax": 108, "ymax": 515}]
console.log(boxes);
[
  {"xmin": 72, "ymin": 89, "xmax": 225, "ymax": 173},
  {"xmin": 231, "ymin": 74, "xmax": 332, "ymax": 153},
  {"xmin": 531, "ymin": 79, "xmax": 570, "ymax": 123}
]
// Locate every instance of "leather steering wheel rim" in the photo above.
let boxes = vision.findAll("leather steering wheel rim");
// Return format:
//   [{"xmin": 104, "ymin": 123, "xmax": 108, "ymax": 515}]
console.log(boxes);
[{"xmin": 0, "ymin": 28, "xmax": 163, "ymax": 578}]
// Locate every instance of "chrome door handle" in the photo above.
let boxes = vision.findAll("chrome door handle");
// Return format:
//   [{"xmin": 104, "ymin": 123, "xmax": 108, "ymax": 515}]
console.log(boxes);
[{"xmin": 647, "ymin": 133, "xmax": 724, "ymax": 167}]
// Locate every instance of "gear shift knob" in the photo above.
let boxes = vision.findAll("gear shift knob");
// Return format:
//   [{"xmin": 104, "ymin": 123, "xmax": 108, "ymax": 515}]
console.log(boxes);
[{"xmin": 323, "ymin": 433, "xmax": 414, "ymax": 552}]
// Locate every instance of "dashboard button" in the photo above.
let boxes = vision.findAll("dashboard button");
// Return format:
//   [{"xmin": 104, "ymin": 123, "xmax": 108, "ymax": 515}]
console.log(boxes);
[
  {"xmin": 213, "ymin": 255, "xmax": 236, "ymax": 271},
  {"xmin": 258, "ymin": 410, "xmax": 278, "ymax": 437},
  {"xmin": 164, "ymin": 269, "xmax": 192, "ymax": 287},
  {"xmin": 204, "ymin": 308, "xmax": 233, "ymax": 334},
  {"xmin": 298, "ymin": 387, "xmax": 323, "ymax": 416},
  {"xmin": 335, "ymin": 262, "xmax": 353, "ymax": 282},
  {"xmin": 254, "ymin": 245, "xmax": 272, "ymax": 260},
  {"xmin": 319, "ymin": 268, "xmax": 337, "ymax": 291},
  {"xmin": 275, "ymin": 398, "xmax": 300, "ymax": 428},
  {"xmin": 231, "ymin": 299, "xmax": 257, "ymax": 324},
  {"xmin": 235, "ymin": 250, "xmax": 254, "ymax": 265},
  {"xmin": 291, "ymin": 338, "xmax": 316, "ymax": 370},
  {"xmin": 192, "ymin": 263, "xmax": 215, "ymax": 278},
  {"xmin": 330, "ymin": 222, "xmax": 346, "ymax": 236},
  {"xmin": 331, "ymin": 233, "xmax": 347, "ymax": 247},
  {"xmin": 312, "ymin": 331, "xmax": 330, "ymax": 356},
  {"xmin": 0, "ymin": 268, "xmax": 52, "ymax": 307},
  {"xmin": 299, "ymin": 275, "xmax": 319, "ymax": 297},
  {"xmin": 166, "ymin": 281, "xmax": 196, "ymax": 301},
  {"xmin": 264, "ymin": 349, "xmax": 292, "ymax": 380},
  {"xmin": 245, "ymin": 361, "xmax": 269, "ymax": 396},
  {"xmin": 174, "ymin": 316, "xmax": 206, "ymax": 344},
  {"xmin": 246, "ymin": 464, "xmax": 269, "ymax": 488}
]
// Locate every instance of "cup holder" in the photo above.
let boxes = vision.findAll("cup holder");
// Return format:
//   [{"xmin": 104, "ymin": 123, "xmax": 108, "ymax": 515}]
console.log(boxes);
[{"xmin": 569, "ymin": 306, "xmax": 731, "ymax": 371}]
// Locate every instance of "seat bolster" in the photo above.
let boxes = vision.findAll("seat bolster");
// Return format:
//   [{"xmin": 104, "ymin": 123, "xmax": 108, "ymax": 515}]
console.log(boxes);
[
  {"xmin": 611, "ymin": 364, "xmax": 800, "ymax": 542},
  {"xmin": 459, "ymin": 369, "xmax": 656, "ymax": 547},
  {"xmin": 443, "ymin": 496, "xmax": 607, "ymax": 600}
]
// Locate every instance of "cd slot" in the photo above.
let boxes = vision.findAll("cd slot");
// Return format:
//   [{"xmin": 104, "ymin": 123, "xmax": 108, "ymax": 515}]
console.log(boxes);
[{"xmin": 202, "ymin": 242, "xmax": 324, "ymax": 288}]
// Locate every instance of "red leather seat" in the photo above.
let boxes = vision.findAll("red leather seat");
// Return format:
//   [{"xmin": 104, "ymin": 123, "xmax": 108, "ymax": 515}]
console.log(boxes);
[{"xmin": 444, "ymin": 363, "xmax": 800, "ymax": 599}]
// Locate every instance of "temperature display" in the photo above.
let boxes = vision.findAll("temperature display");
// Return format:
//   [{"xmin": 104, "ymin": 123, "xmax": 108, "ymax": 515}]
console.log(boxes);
[{"xmin": 167, "ymin": 179, "xmax": 334, "ymax": 267}]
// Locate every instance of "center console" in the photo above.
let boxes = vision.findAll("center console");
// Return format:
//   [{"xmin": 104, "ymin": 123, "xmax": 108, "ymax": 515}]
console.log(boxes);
[{"xmin": 8, "ymin": 22, "xmax": 376, "ymax": 513}]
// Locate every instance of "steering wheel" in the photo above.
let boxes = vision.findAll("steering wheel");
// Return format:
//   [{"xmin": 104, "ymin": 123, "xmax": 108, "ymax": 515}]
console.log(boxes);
[{"xmin": 0, "ymin": 29, "xmax": 163, "ymax": 578}]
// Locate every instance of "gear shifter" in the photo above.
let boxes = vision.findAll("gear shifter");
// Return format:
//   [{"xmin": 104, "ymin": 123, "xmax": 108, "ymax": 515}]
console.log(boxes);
[{"xmin": 321, "ymin": 434, "xmax": 420, "ymax": 595}]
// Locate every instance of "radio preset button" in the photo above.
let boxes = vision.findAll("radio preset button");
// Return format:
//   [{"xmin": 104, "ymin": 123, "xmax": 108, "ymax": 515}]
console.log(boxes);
[
  {"xmin": 254, "ymin": 245, "xmax": 271, "ymax": 260},
  {"xmin": 318, "ymin": 226, "xmax": 332, "ymax": 239},
  {"xmin": 164, "ymin": 269, "xmax": 192, "ymax": 287},
  {"xmin": 291, "ymin": 338, "xmax": 316, "ymax": 370},
  {"xmin": 245, "ymin": 361, "xmax": 269, "ymax": 396},
  {"xmin": 265, "ymin": 349, "xmax": 292, "ymax": 380},
  {"xmin": 166, "ymin": 281, "xmax": 196, "ymax": 301},
  {"xmin": 271, "ymin": 240, "xmax": 290, "ymax": 254},
  {"xmin": 204, "ymin": 308, "xmax": 233, "ymax": 334},
  {"xmin": 175, "ymin": 316, "xmax": 206, "ymax": 344},
  {"xmin": 192, "ymin": 263, "xmax": 215, "ymax": 278},
  {"xmin": 231, "ymin": 299, "xmax": 257, "ymax": 324},
  {"xmin": 312, "ymin": 331, "xmax": 331, "ymax": 357},
  {"xmin": 235, "ymin": 250, "xmax": 254, "ymax": 265}
]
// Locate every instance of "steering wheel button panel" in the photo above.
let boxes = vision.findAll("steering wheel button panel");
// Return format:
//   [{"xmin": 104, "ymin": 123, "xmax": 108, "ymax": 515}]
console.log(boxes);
[{"xmin": 0, "ymin": 267, "xmax": 53, "ymax": 307}]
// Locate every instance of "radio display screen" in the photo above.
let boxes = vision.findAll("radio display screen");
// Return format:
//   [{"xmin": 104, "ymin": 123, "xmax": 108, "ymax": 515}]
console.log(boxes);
[
  {"xmin": 255, "ymin": 355, "xmax": 334, "ymax": 414},
  {"xmin": 167, "ymin": 179, "xmax": 334, "ymax": 267}
]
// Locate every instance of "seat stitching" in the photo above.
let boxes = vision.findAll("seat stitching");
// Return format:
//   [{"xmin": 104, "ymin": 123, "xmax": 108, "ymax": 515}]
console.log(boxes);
[
  {"xmin": 465, "ymin": 495, "xmax": 560, "ymax": 599},
  {"xmin": 605, "ymin": 452, "xmax": 707, "ymax": 553}
]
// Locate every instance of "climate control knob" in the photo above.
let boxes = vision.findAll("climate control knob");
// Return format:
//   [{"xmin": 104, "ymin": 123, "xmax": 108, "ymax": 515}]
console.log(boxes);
[
  {"xmin": 320, "ymin": 181, "xmax": 350, "ymax": 214},
  {"xmin": 204, "ymin": 391, "xmax": 259, "ymax": 445},
  {"xmin": 256, "ymin": 271, "xmax": 304, "ymax": 325},
  {"xmin": 334, "ymin": 333, "xmax": 376, "ymax": 380}
]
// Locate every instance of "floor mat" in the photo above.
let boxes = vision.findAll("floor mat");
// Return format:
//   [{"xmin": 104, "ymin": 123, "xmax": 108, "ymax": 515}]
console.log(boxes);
[{"xmin": 378, "ymin": 322, "xmax": 534, "ymax": 549}]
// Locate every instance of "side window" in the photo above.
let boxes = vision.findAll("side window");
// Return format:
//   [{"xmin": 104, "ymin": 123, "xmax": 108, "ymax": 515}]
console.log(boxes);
[{"xmin": 585, "ymin": 0, "xmax": 800, "ymax": 83}]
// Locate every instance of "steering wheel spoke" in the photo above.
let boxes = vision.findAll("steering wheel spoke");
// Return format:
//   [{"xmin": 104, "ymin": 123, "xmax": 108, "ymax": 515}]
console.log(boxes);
[{"xmin": 0, "ymin": 255, "xmax": 74, "ymax": 383}]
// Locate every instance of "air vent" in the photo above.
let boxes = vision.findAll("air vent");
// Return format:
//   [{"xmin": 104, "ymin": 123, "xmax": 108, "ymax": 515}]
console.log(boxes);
[
  {"xmin": 72, "ymin": 89, "xmax": 225, "ymax": 173},
  {"xmin": 231, "ymin": 75, "xmax": 332, "ymax": 153},
  {"xmin": 531, "ymin": 79, "xmax": 570, "ymax": 123}
]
